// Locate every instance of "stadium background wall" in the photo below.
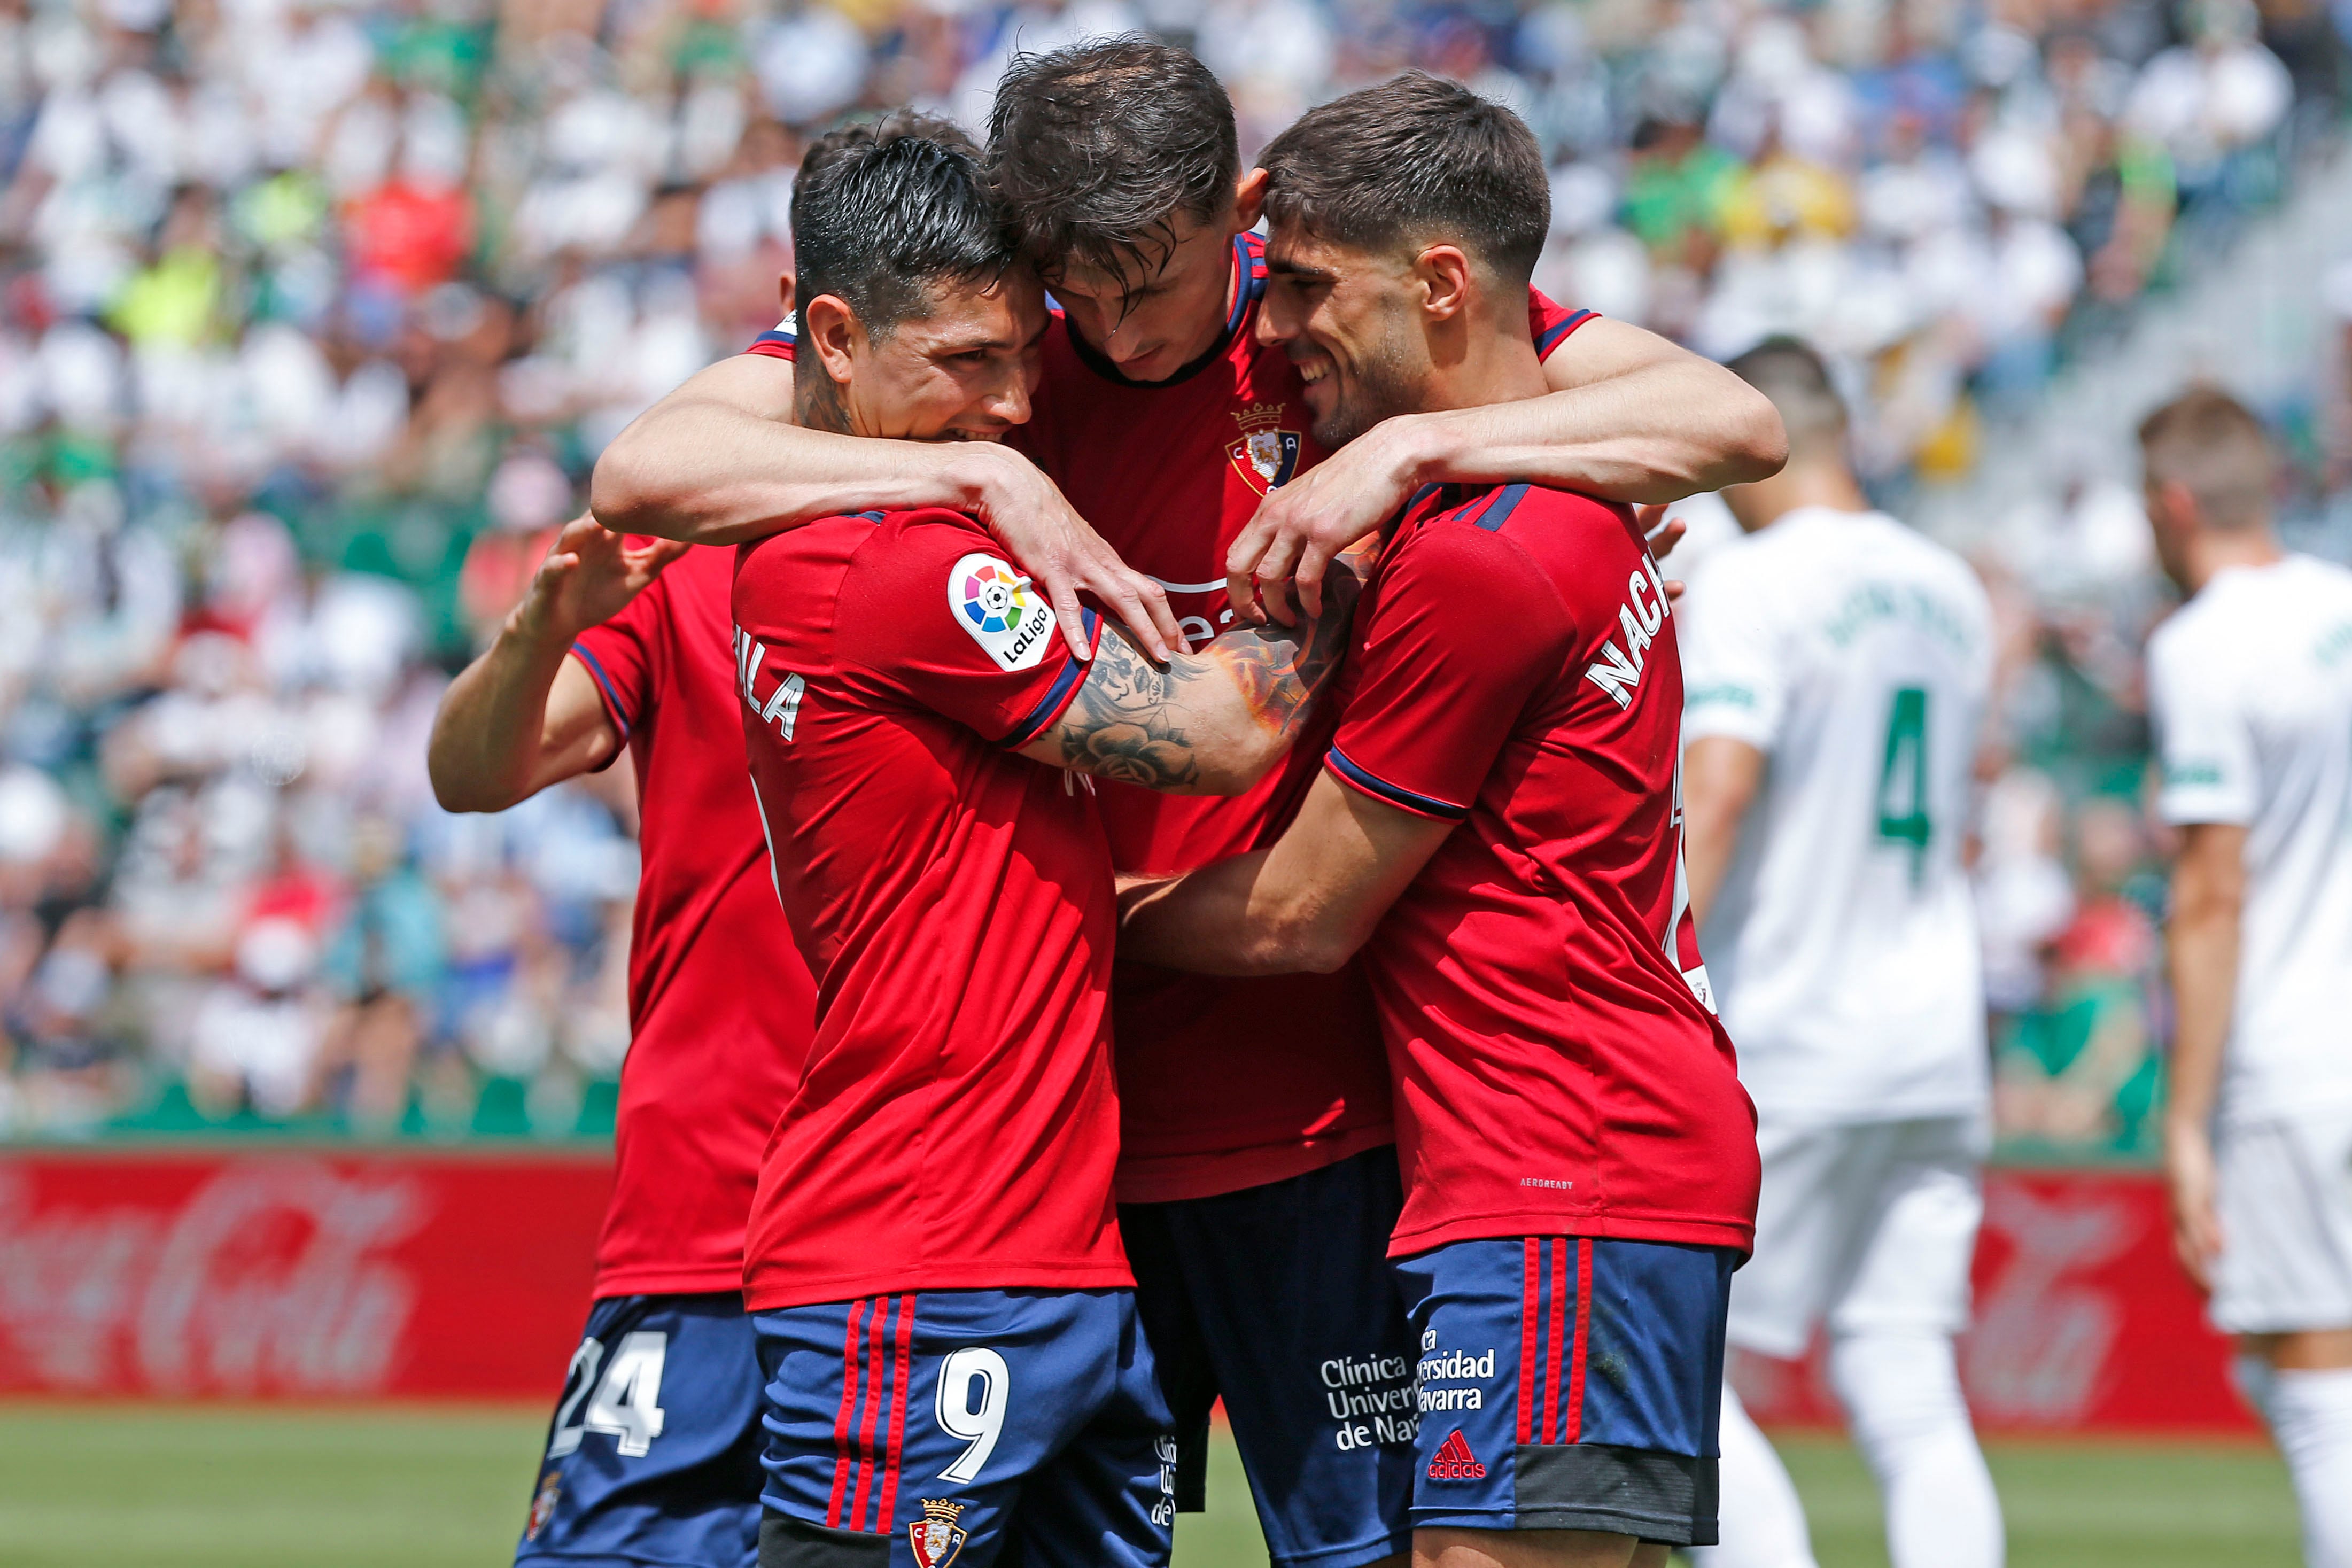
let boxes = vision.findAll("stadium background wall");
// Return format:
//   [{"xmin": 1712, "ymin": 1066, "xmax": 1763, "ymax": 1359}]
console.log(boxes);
[{"xmin": 0, "ymin": 1153, "xmax": 2256, "ymax": 1433}]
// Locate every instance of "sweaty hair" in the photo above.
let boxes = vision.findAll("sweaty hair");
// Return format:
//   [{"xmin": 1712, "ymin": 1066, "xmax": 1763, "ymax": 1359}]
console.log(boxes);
[
  {"xmin": 790, "ymin": 112, "xmax": 1012, "ymax": 341},
  {"xmin": 1256, "ymin": 72, "xmax": 1550, "ymax": 292},
  {"xmin": 988, "ymin": 35, "xmax": 1239, "ymax": 283},
  {"xmin": 1726, "ymin": 337, "xmax": 1847, "ymax": 459},
  {"xmin": 2138, "ymin": 386, "xmax": 2276, "ymax": 531}
]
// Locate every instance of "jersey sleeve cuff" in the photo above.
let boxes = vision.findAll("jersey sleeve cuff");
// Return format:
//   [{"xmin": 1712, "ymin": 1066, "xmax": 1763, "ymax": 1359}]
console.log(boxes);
[
  {"xmin": 2156, "ymin": 784, "xmax": 2256, "ymax": 828},
  {"xmin": 743, "ymin": 331, "xmax": 796, "ymax": 361},
  {"xmin": 1324, "ymin": 745, "xmax": 1469, "ymax": 822},
  {"xmin": 999, "ymin": 610, "xmax": 1102, "ymax": 751},
  {"xmin": 1680, "ymin": 686, "xmax": 1777, "ymax": 749},
  {"xmin": 1536, "ymin": 309, "xmax": 1598, "ymax": 360},
  {"xmin": 568, "ymin": 642, "xmax": 636, "ymax": 748}
]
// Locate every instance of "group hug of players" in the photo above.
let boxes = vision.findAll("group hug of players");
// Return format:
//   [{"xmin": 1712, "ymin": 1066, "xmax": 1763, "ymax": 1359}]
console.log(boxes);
[{"xmin": 427, "ymin": 32, "xmax": 2352, "ymax": 1568}]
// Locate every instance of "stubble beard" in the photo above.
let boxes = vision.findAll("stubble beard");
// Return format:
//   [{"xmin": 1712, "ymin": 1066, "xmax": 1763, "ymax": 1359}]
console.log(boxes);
[{"xmin": 1311, "ymin": 331, "xmax": 1424, "ymax": 449}]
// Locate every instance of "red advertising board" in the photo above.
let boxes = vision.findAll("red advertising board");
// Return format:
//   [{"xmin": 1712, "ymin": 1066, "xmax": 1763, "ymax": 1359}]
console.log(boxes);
[
  {"xmin": 1736, "ymin": 1167, "xmax": 2261, "ymax": 1435},
  {"xmin": 0, "ymin": 1148, "xmax": 610, "ymax": 1400},
  {"xmin": 0, "ymin": 1152, "xmax": 2262, "ymax": 1433}
]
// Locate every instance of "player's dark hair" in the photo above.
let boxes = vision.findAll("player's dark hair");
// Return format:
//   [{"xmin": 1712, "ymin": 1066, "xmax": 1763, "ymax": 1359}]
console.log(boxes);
[
  {"xmin": 1256, "ymin": 72, "xmax": 1550, "ymax": 293},
  {"xmin": 2138, "ymin": 386, "xmax": 2276, "ymax": 531},
  {"xmin": 988, "ymin": 35, "xmax": 1239, "ymax": 283},
  {"xmin": 790, "ymin": 112, "xmax": 1013, "ymax": 341},
  {"xmin": 1726, "ymin": 337, "xmax": 1847, "ymax": 458}
]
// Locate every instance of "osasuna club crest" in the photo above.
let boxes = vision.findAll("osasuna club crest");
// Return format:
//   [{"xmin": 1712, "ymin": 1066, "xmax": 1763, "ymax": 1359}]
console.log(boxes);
[
  {"xmin": 1228, "ymin": 401, "xmax": 1301, "ymax": 495},
  {"xmin": 909, "ymin": 1499, "xmax": 969, "ymax": 1568}
]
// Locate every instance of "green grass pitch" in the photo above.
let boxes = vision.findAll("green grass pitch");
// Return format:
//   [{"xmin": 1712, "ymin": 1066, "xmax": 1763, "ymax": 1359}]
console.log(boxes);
[{"xmin": 0, "ymin": 1403, "xmax": 2302, "ymax": 1566}]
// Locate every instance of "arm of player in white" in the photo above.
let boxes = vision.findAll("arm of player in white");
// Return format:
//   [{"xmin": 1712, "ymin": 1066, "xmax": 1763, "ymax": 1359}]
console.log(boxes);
[
  {"xmin": 1116, "ymin": 771, "xmax": 1452, "ymax": 975},
  {"xmin": 1680, "ymin": 735, "xmax": 1766, "ymax": 929},
  {"xmin": 591, "ymin": 352, "xmax": 1179, "ymax": 663},
  {"xmin": 426, "ymin": 517, "xmax": 683, "ymax": 812},
  {"xmin": 1011, "ymin": 539, "xmax": 1376, "ymax": 796},
  {"xmin": 2163, "ymin": 819, "xmax": 2249, "ymax": 1292}
]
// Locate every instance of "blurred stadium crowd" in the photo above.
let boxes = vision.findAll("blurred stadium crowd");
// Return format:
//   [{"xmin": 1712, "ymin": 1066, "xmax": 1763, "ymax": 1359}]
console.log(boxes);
[{"xmin": 0, "ymin": 0, "xmax": 2347, "ymax": 1144}]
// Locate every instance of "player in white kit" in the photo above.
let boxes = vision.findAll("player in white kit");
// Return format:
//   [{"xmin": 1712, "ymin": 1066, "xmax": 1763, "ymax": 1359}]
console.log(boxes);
[
  {"xmin": 1675, "ymin": 340, "xmax": 2005, "ymax": 1568},
  {"xmin": 2142, "ymin": 389, "xmax": 2352, "ymax": 1568}
]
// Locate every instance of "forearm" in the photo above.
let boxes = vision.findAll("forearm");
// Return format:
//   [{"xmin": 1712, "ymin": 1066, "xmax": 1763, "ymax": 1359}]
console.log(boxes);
[
  {"xmin": 1385, "ymin": 357, "xmax": 1786, "ymax": 505},
  {"xmin": 2164, "ymin": 903, "xmax": 2239, "ymax": 1131},
  {"xmin": 428, "ymin": 618, "xmax": 588, "ymax": 812},
  {"xmin": 593, "ymin": 396, "xmax": 997, "ymax": 546},
  {"xmin": 1120, "ymin": 852, "xmax": 1327, "ymax": 976}
]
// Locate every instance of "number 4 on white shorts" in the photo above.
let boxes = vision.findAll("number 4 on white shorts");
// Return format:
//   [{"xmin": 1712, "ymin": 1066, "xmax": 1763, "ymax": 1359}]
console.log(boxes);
[{"xmin": 549, "ymin": 1330, "xmax": 670, "ymax": 1459}]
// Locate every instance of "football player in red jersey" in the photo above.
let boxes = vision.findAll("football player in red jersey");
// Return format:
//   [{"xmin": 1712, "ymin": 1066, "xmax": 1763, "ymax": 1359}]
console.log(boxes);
[
  {"xmin": 1116, "ymin": 76, "xmax": 1763, "ymax": 1568},
  {"xmin": 428, "ymin": 514, "xmax": 819, "ymax": 1568},
  {"xmin": 726, "ymin": 117, "xmax": 1376, "ymax": 1568},
  {"xmin": 590, "ymin": 39, "xmax": 1781, "ymax": 1568}
]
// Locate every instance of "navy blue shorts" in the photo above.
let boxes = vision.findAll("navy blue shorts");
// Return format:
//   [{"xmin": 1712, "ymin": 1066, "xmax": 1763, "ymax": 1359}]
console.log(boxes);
[
  {"xmin": 750, "ymin": 1288, "xmax": 1173, "ymax": 1568},
  {"xmin": 1393, "ymin": 1237, "xmax": 1736, "ymax": 1548},
  {"xmin": 1122, "ymin": 1146, "xmax": 1417, "ymax": 1568},
  {"xmin": 516, "ymin": 1292, "xmax": 764, "ymax": 1568}
]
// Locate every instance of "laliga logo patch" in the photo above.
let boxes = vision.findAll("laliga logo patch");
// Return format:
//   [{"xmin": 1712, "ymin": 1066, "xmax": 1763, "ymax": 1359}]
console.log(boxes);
[
  {"xmin": 909, "ymin": 1499, "xmax": 970, "ymax": 1568},
  {"xmin": 1228, "ymin": 401, "xmax": 1301, "ymax": 495},
  {"xmin": 949, "ymin": 553, "xmax": 1055, "ymax": 671}
]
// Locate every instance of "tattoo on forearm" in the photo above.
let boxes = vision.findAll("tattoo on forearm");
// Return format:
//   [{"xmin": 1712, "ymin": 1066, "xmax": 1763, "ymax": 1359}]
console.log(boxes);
[
  {"xmin": 1053, "ymin": 548, "xmax": 1371, "ymax": 788},
  {"xmin": 795, "ymin": 371, "xmax": 853, "ymax": 435}
]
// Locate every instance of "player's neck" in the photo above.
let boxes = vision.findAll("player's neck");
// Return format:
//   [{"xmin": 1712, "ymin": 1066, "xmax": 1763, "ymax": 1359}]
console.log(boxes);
[
  {"xmin": 2184, "ymin": 525, "xmax": 2285, "ymax": 594},
  {"xmin": 1727, "ymin": 461, "xmax": 1870, "ymax": 533},
  {"xmin": 1417, "ymin": 323, "xmax": 1549, "ymax": 418}
]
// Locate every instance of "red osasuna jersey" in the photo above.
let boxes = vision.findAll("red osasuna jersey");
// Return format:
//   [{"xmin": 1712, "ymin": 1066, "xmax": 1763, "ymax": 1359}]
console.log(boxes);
[
  {"xmin": 731, "ymin": 506, "xmax": 1131, "ymax": 1311},
  {"xmin": 742, "ymin": 238, "xmax": 1600, "ymax": 1204},
  {"xmin": 1319, "ymin": 481, "xmax": 1760, "ymax": 1259},
  {"xmin": 568, "ymin": 545, "xmax": 817, "ymax": 1299}
]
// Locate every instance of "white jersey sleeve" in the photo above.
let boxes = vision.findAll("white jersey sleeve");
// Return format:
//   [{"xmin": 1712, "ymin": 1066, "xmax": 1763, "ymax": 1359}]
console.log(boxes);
[
  {"xmin": 2148, "ymin": 622, "xmax": 2259, "ymax": 827},
  {"xmin": 1679, "ymin": 553, "xmax": 1788, "ymax": 752}
]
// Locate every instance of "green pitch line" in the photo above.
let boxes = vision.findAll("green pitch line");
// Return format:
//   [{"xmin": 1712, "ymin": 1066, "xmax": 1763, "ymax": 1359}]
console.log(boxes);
[{"xmin": 0, "ymin": 1404, "xmax": 2305, "ymax": 1567}]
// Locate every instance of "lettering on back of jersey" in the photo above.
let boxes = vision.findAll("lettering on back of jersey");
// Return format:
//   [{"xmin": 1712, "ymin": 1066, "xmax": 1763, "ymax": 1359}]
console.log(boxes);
[
  {"xmin": 948, "ymin": 553, "xmax": 1057, "ymax": 672},
  {"xmin": 733, "ymin": 625, "xmax": 806, "ymax": 741},
  {"xmin": 1583, "ymin": 561, "xmax": 1673, "ymax": 710}
]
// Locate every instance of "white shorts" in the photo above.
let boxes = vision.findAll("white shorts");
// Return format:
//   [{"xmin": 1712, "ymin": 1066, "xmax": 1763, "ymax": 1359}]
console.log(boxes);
[
  {"xmin": 2211, "ymin": 1108, "xmax": 2352, "ymax": 1336},
  {"xmin": 1727, "ymin": 1113, "xmax": 1989, "ymax": 1360}
]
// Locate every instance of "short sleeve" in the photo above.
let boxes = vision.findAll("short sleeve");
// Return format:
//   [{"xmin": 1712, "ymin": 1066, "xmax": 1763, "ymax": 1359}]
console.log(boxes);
[
  {"xmin": 1528, "ymin": 288, "xmax": 1598, "ymax": 361},
  {"xmin": 833, "ymin": 514, "xmax": 1101, "ymax": 747},
  {"xmin": 1677, "ymin": 552, "xmax": 1788, "ymax": 751},
  {"xmin": 1324, "ymin": 525, "xmax": 1573, "ymax": 821},
  {"xmin": 2148, "ymin": 625, "xmax": 2257, "ymax": 826},
  {"xmin": 743, "ymin": 312, "xmax": 796, "ymax": 361},
  {"xmin": 570, "ymin": 573, "xmax": 667, "ymax": 756}
]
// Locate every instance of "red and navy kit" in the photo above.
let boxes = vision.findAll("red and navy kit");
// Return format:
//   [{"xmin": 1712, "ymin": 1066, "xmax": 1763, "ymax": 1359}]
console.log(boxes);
[
  {"xmin": 741, "ymin": 239, "xmax": 1597, "ymax": 1205},
  {"xmin": 521, "ymin": 546, "xmax": 816, "ymax": 1568},
  {"xmin": 1319, "ymin": 480, "xmax": 1760, "ymax": 1259},
  {"xmin": 731, "ymin": 506, "xmax": 1130, "ymax": 1311},
  {"xmin": 569, "ymin": 546, "xmax": 817, "ymax": 1299}
]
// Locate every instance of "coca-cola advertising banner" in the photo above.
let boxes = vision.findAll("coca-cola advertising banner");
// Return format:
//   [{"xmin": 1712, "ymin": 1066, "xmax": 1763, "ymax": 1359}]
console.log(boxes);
[
  {"xmin": 1738, "ymin": 1166, "xmax": 2260, "ymax": 1435},
  {"xmin": 0, "ymin": 1150, "xmax": 609, "ymax": 1400},
  {"xmin": 0, "ymin": 1152, "xmax": 2258, "ymax": 1431}
]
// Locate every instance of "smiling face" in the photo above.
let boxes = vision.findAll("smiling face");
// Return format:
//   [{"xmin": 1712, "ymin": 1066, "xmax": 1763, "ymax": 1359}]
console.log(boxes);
[
  {"xmin": 1044, "ymin": 204, "xmax": 1246, "ymax": 384},
  {"xmin": 1255, "ymin": 223, "xmax": 1431, "ymax": 448},
  {"xmin": 806, "ymin": 267, "xmax": 1049, "ymax": 441}
]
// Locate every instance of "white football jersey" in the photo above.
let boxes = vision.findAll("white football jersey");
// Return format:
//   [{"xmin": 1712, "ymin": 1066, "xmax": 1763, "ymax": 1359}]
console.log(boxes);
[
  {"xmin": 2147, "ymin": 554, "xmax": 2352, "ymax": 1125},
  {"xmin": 1680, "ymin": 506, "xmax": 1995, "ymax": 1122}
]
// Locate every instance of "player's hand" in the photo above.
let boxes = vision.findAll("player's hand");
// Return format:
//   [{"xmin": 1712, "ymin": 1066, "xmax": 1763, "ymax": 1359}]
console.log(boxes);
[
  {"xmin": 2163, "ymin": 1116, "xmax": 2223, "ymax": 1294},
  {"xmin": 965, "ymin": 445, "xmax": 1184, "ymax": 662},
  {"xmin": 1636, "ymin": 503, "xmax": 1688, "ymax": 603},
  {"xmin": 515, "ymin": 515, "xmax": 689, "ymax": 645},
  {"xmin": 1225, "ymin": 421, "xmax": 1419, "ymax": 627}
]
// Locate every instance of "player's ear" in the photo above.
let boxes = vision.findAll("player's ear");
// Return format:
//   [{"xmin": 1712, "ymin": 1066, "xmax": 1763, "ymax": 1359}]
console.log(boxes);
[
  {"xmin": 1233, "ymin": 167, "xmax": 1269, "ymax": 230},
  {"xmin": 800, "ymin": 294, "xmax": 859, "ymax": 387},
  {"xmin": 1416, "ymin": 245, "xmax": 1473, "ymax": 323},
  {"xmin": 778, "ymin": 270, "xmax": 795, "ymax": 314}
]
